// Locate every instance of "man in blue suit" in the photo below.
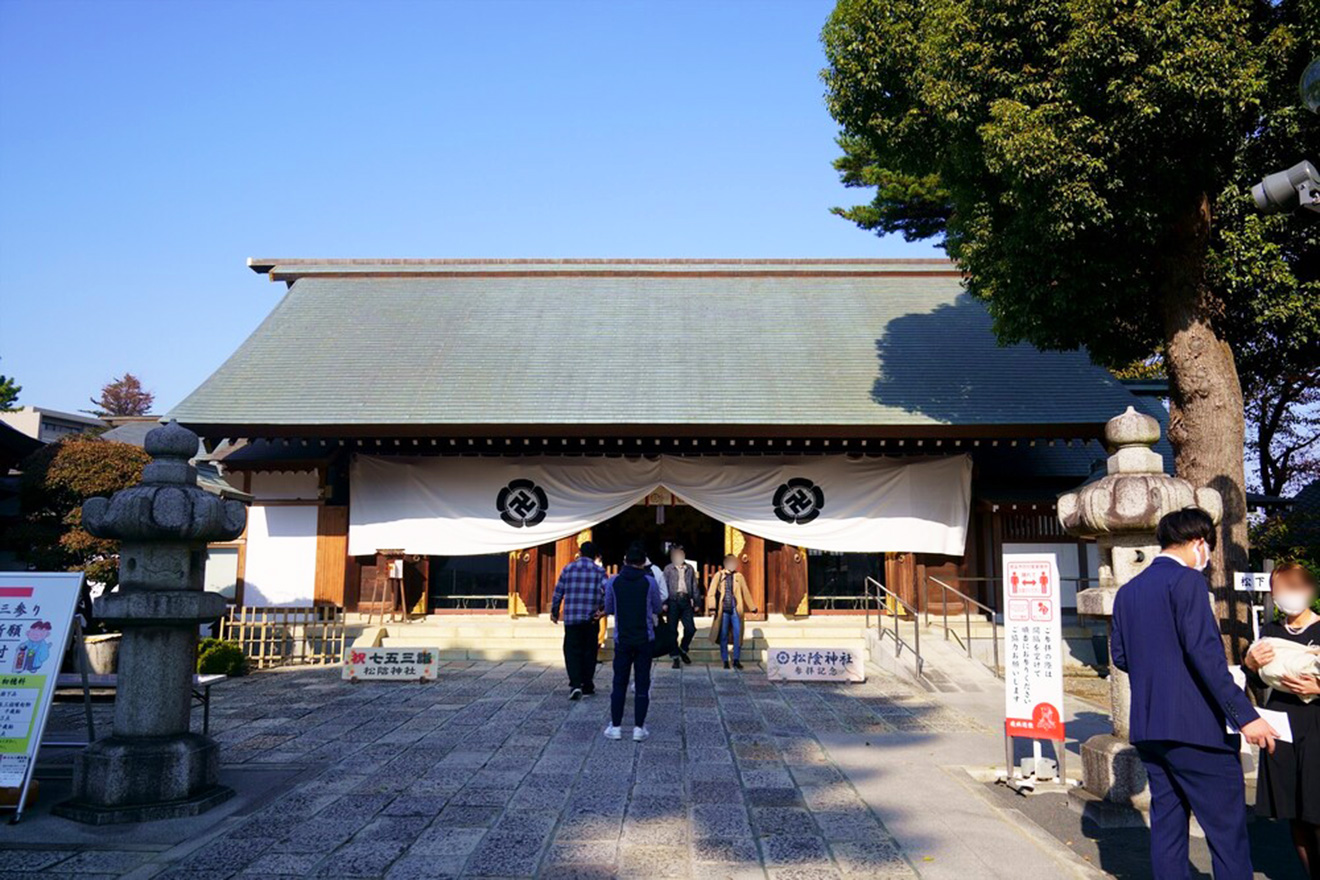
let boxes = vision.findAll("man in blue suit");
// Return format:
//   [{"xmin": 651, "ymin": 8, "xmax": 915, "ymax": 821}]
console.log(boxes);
[{"xmin": 1111, "ymin": 507, "xmax": 1279, "ymax": 879}]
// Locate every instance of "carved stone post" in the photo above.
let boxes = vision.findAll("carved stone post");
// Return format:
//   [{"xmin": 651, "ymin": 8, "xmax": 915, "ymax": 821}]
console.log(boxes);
[
  {"xmin": 54, "ymin": 421, "xmax": 246, "ymax": 824},
  {"xmin": 1057, "ymin": 407, "xmax": 1221, "ymax": 816}
]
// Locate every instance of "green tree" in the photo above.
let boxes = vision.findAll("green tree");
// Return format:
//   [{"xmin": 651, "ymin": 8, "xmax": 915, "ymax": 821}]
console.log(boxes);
[
  {"xmin": 86, "ymin": 373, "xmax": 154, "ymax": 417},
  {"xmin": 7, "ymin": 435, "xmax": 150, "ymax": 629},
  {"xmin": 823, "ymin": 0, "xmax": 1319, "ymax": 656},
  {"xmin": 0, "ymin": 359, "xmax": 20, "ymax": 411}
]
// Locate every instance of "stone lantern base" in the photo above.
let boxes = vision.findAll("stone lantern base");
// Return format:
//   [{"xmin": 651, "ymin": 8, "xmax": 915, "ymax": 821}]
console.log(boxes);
[{"xmin": 52, "ymin": 734, "xmax": 233, "ymax": 825}]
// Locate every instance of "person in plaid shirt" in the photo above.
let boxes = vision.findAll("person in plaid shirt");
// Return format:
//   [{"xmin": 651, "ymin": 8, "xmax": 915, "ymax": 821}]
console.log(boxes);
[{"xmin": 551, "ymin": 541, "xmax": 606, "ymax": 700}]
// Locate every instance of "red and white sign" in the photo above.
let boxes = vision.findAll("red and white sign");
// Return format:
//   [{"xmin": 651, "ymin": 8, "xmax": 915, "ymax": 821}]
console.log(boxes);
[{"xmin": 1003, "ymin": 553, "xmax": 1064, "ymax": 741}]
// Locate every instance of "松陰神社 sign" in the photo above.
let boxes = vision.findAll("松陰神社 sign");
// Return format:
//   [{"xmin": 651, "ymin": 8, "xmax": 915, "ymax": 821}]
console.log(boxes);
[{"xmin": 766, "ymin": 646, "xmax": 865, "ymax": 682}]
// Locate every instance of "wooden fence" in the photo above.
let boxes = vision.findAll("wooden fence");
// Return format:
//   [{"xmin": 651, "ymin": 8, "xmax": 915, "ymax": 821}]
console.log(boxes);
[{"xmin": 219, "ymin": 605, "xmax": 347, "ymax": 669}]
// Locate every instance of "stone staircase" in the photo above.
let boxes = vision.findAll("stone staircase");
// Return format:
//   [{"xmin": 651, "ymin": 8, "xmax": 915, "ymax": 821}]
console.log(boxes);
[{"xmin": 350, "ymin": 614, "xmax": 869, "ymax": 665}]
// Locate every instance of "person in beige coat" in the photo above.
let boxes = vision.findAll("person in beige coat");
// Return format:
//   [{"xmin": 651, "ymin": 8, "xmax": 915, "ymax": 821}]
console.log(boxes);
[{"xmin": 707, "ymin": 554, "xmax": 758, "ymax": 670}]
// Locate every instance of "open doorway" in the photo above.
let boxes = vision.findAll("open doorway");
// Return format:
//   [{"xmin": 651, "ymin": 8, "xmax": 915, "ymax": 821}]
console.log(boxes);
[{"xmin": 592, "ymin": 501, "xmax": 724, "ymax": 578}]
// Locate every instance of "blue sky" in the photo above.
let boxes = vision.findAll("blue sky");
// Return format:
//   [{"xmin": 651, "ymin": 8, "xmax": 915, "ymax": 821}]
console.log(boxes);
[{"xmin": 0, "ymin": 0, "xmax": 938, "ymax": 414}]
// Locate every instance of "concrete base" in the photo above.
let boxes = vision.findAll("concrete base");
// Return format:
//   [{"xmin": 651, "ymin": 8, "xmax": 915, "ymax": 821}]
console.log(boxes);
[
  {"xmin": 1067, "ymin": 785, "xmax": 1150, "ymax": 829},
  {"xmin": 56, "ymin": 733, "xmax": 224, "ymax": 823},
  {"xmin": 1079, "ymin": 732, "xmax": 1150, "ymax": 811},
  {"xmin": 51, "ymin": 784, "xmax": 234, "ymax": 826}
]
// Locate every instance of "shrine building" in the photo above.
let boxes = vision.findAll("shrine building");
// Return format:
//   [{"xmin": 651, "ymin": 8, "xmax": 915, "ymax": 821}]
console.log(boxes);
[{"xmin": 171, "ymin": 259, "xmax": 1168, "ymax": 628}]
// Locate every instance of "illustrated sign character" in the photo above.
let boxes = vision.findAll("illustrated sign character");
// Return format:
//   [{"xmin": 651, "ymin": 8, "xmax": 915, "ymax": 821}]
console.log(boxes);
[
  {"xmin": 773, "ymin": 478, "xmax": 824, "ymax": 524},
  {"xmin": 497, "ymin": 479, "xmax": 549, "ymax": 528},
  {"xmin": 12, "ymin": 620, "xmax": 52, "ymax": 674}
]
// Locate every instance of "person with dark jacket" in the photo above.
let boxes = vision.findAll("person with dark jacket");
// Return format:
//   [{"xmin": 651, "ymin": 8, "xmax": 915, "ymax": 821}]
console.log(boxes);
[
  {"xmin": 1110, "ymin": 508, "xmax": 1279, "ymax": 880},
  {"xmin": 1244, "ymin": 563, "xmax": 1320, "ymax": 879},
  {"xmin": 603, "ymin": 542, "xmax": 665, "ymax": 742},
  {"xmin": 663, "ymin": 544, "xmax": 701, "ymax": 668}
]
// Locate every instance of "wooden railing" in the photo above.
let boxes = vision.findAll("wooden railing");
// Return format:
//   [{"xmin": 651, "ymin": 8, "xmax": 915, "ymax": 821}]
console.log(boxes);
[{"xmin": 218, "ymin": 605, "xmax": 346, "ymax": 668}]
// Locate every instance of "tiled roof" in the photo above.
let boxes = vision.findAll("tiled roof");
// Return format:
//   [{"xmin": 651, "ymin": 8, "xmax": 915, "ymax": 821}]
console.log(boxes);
[{"xmin": 169, "ymin": 260, "xmax": 1146, "ymax": 432}]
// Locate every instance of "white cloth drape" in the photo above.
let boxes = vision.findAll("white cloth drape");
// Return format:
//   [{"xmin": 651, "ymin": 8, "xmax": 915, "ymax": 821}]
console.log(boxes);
[{"xmin": 348, "ymin": 454, "xmax": 972, "ymax": 557}]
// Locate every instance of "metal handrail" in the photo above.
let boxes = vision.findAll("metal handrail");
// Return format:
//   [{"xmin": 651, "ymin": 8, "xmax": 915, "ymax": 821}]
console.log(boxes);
[
  {"xmin": 926, "ymin": 576, "xmax": 1001, "ymax": 678},
  {"xmin": 864, "ymin": 576, "xmax": 923, "ymax": 679}
]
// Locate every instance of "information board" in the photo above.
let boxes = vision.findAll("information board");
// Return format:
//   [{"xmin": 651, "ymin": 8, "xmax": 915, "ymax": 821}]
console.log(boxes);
[
  {"xmin": 0, "ymin": 572, "xmax": 83, "ymax": 793},
  {"xmin": 342, "ymin": 647, "xmax": 439, "ymax": 682},
  {"xmin": 765, "ymin": 645, "xmax": 865, "ymax": 682},
  {"xmin": 1002, "ymin": 553, "xmax": 1065, "ymax": 741}
]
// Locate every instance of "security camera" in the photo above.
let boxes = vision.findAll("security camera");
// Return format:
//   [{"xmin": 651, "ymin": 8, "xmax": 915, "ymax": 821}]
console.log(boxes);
[{"xmin": 1252, "ymin": 160, "xmax": 1320, "ymax": 214}]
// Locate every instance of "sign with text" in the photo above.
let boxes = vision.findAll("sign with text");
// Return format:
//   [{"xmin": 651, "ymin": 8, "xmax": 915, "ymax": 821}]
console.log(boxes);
[
  {"xmin": 1234, "ymin": 571, "xmax": 1271, "ymax": 593},
  {"xmin": 766, "ymin": 646, "xmax": 865, "ymax": 682},
  {"xmin": 0, "ymin": 572, "xmax": 82, "ymax": 792},
  {"xmin": 1002, "ymin": 553, "xmax": 1065, "ymax": 741},
  {"xmin": 342, "ymin": 647, "xmax": 439, "ymax": 682}
]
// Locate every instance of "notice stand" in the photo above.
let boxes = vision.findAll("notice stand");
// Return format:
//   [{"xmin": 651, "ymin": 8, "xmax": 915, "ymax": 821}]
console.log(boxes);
[
  {"xmin": 1000, "ymin": 553, "xmax": 1068, "ymax": 791},
  {"xmin": 0, "ymin": 572, "xmax": 84, "ymax": 824}
]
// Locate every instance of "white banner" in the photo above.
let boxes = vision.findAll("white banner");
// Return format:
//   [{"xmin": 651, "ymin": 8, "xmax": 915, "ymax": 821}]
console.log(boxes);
[
  {"xmin": 349, "ymin": 454, "xmax": 971, "ymax": 557},
  {"xmin": 1002, "ymin": 552, "xmax": 1065, "ymax": 741}
]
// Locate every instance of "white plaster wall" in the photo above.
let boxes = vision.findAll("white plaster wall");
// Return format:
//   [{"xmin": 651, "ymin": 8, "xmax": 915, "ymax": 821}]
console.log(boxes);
[
  {"xmin": 242, "ymin": 505, "xmax": 318, "ymax": 606},
  {"xmin": 248, "ymin": 470, "xmax": 321, "ymax": 502}
]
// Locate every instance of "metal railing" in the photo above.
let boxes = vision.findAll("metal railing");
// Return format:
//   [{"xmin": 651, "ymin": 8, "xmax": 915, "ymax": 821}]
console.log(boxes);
[
  {"xmin": 864, "ymin": 576, "xmax": 923, "ymax": 679},
  {"xmin": 926, "ymin": 576, "xmax": 1002, "ymax": 678}
]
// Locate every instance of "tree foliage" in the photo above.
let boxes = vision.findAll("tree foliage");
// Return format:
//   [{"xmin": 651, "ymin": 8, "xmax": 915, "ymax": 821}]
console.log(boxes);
[
  {"xmin": 7, "ymin": 435, "xmax": 150, "ymax": 627},
  {"xmin": 822, "ymin": 0, "xmax": 1319, "ymax": 653},
  {"xmin": 87, "ymin": 373, "xmax": 154, "ymax": 417},
  {"xmin": 0, "ymin": 358, "xmax": 20, "ymax": 412}
]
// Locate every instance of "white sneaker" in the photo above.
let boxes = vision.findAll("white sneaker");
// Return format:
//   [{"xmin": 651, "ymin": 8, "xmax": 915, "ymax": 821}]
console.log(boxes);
[
  {"xmin": 603, "ymin": 724, "xmax": 623, "ymax": 740},
  {"xmin": 633, "ymin": 726, "xmax": 650, "ymax": 742}
]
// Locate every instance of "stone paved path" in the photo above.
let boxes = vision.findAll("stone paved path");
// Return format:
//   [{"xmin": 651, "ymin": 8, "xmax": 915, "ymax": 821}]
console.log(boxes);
[{"xmin": 10, "ymin": 660, "xmax": 985, "ymax": 879}]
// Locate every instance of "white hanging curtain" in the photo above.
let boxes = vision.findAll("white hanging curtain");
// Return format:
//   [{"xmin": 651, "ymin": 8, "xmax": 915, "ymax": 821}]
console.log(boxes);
[{"xmin": 348, "ymin": 453, "xmax": 972, "ymax": 557}]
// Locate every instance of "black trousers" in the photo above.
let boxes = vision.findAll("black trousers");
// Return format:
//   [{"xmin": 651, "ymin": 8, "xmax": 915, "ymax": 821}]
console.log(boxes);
[
  {"xmin": 669, "ymin": 593, "xmax": 697, "ymax": 657},
  {"xmin": 562, "ymin": 620, "xmax": 599, "ymax": 693},
  {"xmin": 610, "ymin": 640, "xmax": 653, "ymax": 727}
]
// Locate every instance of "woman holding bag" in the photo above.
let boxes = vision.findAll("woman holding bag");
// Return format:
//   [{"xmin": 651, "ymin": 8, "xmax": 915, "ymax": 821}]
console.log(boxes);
[
  {"xmin": 1244, "ymin": 563, "xmax": 1320, "ymax": 879},
  {"xmin": 707, "ymin": 554, "xmax": 757, "ymax": 670}
]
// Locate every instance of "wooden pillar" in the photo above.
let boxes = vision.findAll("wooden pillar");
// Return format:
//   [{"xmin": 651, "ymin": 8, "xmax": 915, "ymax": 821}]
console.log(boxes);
[
  {"xmin": 508, "ymin": 547, "xmax": 541, "ymax": 617},
  {"xmin": 313, "ymin": 506, "xmax": 349, "ymax": 607}
]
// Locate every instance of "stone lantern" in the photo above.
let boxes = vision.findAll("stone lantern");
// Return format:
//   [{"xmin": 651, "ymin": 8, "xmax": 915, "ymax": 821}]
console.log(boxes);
[
  {"xmin": 1057, "ymin": 406, "xmax": 1221, "ymax": 815},
  {"xmin": 54, "ymin": 421, "xmax": 246, "ymax": 824}
]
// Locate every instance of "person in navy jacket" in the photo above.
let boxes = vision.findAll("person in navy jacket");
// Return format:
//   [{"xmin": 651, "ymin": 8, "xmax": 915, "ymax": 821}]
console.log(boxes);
[{"xmin": 1111, "ymin": 507, "xmax": 1279, "ymax": 879}]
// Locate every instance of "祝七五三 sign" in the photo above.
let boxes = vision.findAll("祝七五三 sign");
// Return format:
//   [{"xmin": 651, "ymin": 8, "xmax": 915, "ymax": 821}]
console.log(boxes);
[
  {"xmin": 1002, "ymin": 553, "xmax": 1065, "ymax": 741},
  {"xmin": 765, "ymin": 646, "xmax": 865, "ymax": 683},
  {"xmin": 0, "ymin": 572, "xmax": 83, "ymax": 794},
  {"xmin": 342, "ymin": 647, "xmax": 439, "ymax": 682}
]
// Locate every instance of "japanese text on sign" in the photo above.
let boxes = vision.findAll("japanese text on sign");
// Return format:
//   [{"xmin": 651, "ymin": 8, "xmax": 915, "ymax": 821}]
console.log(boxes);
[
  {"xmin": 765, "ymin": 646, "xmax": 865, "ymax": 683},
  {"xmin": 1002, "ymin": 553, "xmax": 1065, "ymax": 741},
  {"xmin": 0, "ymin": 572, "xmax": 82, "ymax": 792},
  {"xmin": 342, "ymin": 647, "xmax": 440, "ymax": 682}
]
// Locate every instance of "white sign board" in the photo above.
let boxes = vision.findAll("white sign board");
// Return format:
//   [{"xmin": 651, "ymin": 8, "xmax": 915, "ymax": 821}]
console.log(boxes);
[
  {"xmin": 1002, "ymin": 553, "xmax": 1065, "ymax": 741},
  {"xmin": 765, "ymin": 646, "xmax": 865, "ymax": 682},
  {"xmin": 1234, "ymin": 571, "xmax": 1271, "ymax": 593},
  {"xmin": 0, "ymin": 572, "xmax": 83, "ymax": 792},
  {"xmin": 343, "ymin": 647, "xmax": 439, "ymax": 682}
]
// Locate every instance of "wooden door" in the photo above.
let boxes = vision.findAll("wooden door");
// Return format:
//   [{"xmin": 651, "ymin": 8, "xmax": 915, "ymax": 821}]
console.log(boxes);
[
  {"xmin": 509, "ymin": 547, "xmax": 540, "ymax": 616},
  {"xmin": 726, "ymin": 526, "xmax": 766, "ymax": 622},
  {"xmin": 766, "ymin": 541, "xmax": 809, "ymax": 618},
  {"xmin": 314, "ymin": 506, "xmax": 349, "ymax": 606},
  {"xmin": 884, "ymin": 552, "xmax": 917, "ymax": 615}
]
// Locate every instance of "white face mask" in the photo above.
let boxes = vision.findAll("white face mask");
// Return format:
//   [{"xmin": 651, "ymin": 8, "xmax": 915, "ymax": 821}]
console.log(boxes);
[
  {"xmin": 1275, "ymin": 592, "xmax": 1314, "ymax": 617},
  {"xmin": 1192, "ymin": 541, "xmax": 1211, "ymax": 572}
]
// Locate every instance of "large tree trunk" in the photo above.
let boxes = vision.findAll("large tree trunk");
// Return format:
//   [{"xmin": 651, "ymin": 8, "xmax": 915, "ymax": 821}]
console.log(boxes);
[{"xmin": 1160, "ymin": 193, "xmax": 1251, "ymax": 661}]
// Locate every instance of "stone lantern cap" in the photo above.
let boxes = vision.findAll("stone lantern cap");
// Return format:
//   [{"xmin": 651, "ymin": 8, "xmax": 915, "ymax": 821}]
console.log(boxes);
[
  {"xmin": 83, "ymin": 420, "xmax": 246, "ymax": 543},
  {"xmin": 1058, "ymin": 406, "xmax": 1221, "ymax": 539}
]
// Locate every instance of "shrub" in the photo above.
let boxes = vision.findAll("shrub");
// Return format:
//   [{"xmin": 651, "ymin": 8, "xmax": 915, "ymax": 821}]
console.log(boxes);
[{"xmin": 197, "ymin": 638, "xmax": 248, "ymax": 676}]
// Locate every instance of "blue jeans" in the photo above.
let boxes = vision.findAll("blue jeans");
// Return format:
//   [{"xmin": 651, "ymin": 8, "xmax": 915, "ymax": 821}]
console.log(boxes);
[
  {"xmin": 610, "ymin": 640, "xmax": 652, "ymax": 727},
  {"xmin": 719, "ymin": 613, "xmax": 742, "ymax": 662}
]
